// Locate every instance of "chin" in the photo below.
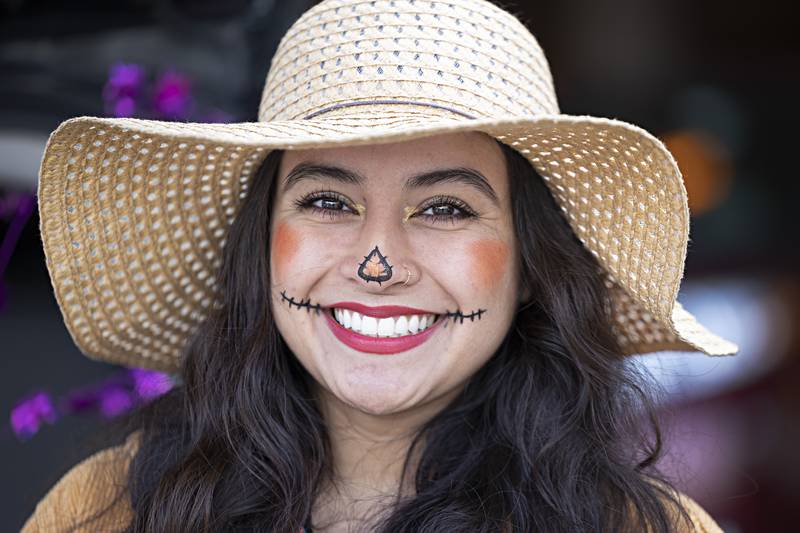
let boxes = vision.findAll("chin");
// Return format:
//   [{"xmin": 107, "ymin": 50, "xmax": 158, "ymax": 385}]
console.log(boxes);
[{"xmin": 333, "ymin": 376, "xmax": 424, "ymax": 415}]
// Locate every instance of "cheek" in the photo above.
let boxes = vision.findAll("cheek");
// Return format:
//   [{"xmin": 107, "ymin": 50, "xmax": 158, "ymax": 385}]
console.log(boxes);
[
  {"xmin": 467, "ymin": 239, "xmax": 510, "ymax": 291},
  {"xmin": 271, "ymin": 221, "xmax": 301, "ymax": 283}
]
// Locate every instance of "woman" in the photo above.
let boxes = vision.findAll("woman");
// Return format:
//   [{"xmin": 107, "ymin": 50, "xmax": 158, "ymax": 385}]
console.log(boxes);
[{"xmin": 24, "ymin": 0, "xmax": 737, "ymax": 531}]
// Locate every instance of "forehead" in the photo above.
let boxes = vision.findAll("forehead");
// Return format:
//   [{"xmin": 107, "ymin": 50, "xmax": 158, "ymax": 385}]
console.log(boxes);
[{"xmin": 277, "ymin": 131, "xmax": 506, "ymax": 185}]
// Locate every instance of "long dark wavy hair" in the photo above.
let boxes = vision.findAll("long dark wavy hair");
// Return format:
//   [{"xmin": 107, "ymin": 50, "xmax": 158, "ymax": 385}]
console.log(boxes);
[{"xmin": 98, "ymin": 138, "xmax": 695, "ymax": 532}]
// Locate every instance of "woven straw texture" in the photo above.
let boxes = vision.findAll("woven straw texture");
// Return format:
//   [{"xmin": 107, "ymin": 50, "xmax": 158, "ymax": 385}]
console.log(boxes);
[{"xmin": 37, "ymin": 0, "xmax": 738, "ymax": 371}]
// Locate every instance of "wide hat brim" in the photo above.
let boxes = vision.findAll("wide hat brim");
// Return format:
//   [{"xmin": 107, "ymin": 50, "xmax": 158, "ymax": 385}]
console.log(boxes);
[{"xmin": 37, "ymin": 109, "xmax": 738, "ymax": 372}]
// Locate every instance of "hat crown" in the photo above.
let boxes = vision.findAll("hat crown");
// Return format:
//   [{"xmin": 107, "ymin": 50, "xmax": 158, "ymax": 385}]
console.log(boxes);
[{"xmin": 258, "ymin": 0, "xmax": 560, "ymax": 122}]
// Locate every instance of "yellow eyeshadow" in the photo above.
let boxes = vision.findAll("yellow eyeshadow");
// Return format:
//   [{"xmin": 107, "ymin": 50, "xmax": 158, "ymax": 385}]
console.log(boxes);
[{"xmin": 402, "ymin": 205, "xmax": 417, "ymax": 223}]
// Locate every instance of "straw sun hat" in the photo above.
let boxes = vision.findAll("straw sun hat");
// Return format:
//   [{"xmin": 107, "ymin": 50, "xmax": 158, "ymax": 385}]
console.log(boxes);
[{"xmin": 37, "ymin": 0, "xmax": 738, "ymax": 372}]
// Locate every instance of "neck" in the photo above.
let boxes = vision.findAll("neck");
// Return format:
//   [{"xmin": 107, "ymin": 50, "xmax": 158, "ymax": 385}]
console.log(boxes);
[{"xmin": 311, "ymin": 384, "xmax": 462, "ymax": 529}]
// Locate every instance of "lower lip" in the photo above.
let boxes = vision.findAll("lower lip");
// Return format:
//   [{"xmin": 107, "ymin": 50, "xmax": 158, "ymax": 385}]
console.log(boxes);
[{"xmin": 323, "ymin": 311, "xmax": 443, "ymax": 354}]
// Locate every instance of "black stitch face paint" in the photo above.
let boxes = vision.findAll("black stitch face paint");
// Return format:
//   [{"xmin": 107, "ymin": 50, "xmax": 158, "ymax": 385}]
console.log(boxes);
[
  {"xmin": 280, "ymin": 290, "xmax": 322, "ymax": 314},
  {"xmin": 357, "ymin": 245, "xmax": 393, "ymax": 285},
  {"xmin": 442, "ymin": 308, "xmax": 487, "ymax": 327}
]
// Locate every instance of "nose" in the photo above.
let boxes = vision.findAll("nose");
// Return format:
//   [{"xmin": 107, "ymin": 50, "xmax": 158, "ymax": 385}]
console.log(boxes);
[
  {"xmin": 357, "ymin": 245, "xmax": 394, "ymax": 285},
  {"xmin": 337, "ymin": 219, "xmax": 421, "ymax": 292},
  {"xmin": 338, "ymin": 242, "xmax": 420, "ymax": 291}
]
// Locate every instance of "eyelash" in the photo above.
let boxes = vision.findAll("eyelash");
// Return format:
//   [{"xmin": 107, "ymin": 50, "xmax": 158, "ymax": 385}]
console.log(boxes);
[
  {"xmin": 292, "ymin": 189, "xmax": 355, "ymax": 221},
  {"xmin": 416, "ymin": 194, "xmax": 478, "ymax": 224},
  {"xmin": 292, "ymin": 189, "xmax": 478, "ymax": 225}
]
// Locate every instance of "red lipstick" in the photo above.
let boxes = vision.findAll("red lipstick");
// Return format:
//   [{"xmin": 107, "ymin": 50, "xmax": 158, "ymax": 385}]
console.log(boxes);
[{"xmin": 323, "ymin": 308, "xmax": 443, "ymax": 355}]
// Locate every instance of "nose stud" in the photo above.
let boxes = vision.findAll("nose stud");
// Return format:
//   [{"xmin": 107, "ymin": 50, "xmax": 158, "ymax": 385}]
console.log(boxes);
[{"xmin": 357, "ymin": 245, "xmax": 393, "ymax": 285}]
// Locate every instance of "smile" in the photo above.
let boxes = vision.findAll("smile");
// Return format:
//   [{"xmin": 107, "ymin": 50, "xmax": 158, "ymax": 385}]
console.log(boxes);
[
  {"xmin": 279, "ymin": 290, "xmax": 484, "ymax": 355},
  {"xmin": 323, "ymin": 307, "xmax": 444, "ymax": 355},
  {"xmin": 331, "ymin": 308, "xmax": 441, "ymax": 337}
]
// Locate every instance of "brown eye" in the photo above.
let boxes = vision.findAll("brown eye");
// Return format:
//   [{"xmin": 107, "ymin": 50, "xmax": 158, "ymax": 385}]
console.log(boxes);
[
  {"xmin": 414, "ymin": 195, "xmax": 478, "ymax": 225},
  {"xmin": 313, "ymin": 197, "xmax": 348, "ymax": 211},
  {"xmin": 421, "ymin": 204, "xmax": 461, "ymax": 217},
  {"xmin": 293, "ymin": 190, "xmax": 357, "ymax": 221}
]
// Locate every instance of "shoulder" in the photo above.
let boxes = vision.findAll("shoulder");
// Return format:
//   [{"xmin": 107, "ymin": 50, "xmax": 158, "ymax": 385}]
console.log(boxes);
[
  {"xmin": 669, "ymin": 489, "xmax": 724, "ymax": 533},
  {"xmin": 619, "ymin": 477, "xmax": 724, "ymax": 532},
  {"xmin": 22, "ymin": 431, "xmax": 141, "ymax": 533},
  {"xmin": 645, "ymin": 479, "xmax": 724, "ymax": 533}
]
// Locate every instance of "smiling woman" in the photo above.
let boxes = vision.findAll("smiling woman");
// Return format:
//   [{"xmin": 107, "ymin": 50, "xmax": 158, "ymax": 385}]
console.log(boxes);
[
  {"xmin": 268, "ymin": 133, "xmax": 521, "ymax": 420},
  {"xmin": 25, "ymin": 0, "xmax": 736, "ymax": 531}
]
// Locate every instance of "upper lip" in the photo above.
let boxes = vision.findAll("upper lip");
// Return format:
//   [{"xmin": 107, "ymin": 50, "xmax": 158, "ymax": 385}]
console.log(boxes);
[{"xmin": 328, "ymin": 301, "xmax": 437, "ymax": 318}]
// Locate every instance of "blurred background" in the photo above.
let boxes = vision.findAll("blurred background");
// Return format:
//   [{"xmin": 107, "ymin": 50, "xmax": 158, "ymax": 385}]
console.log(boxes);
[{"xmin": 1, "ymin": 0, "xmax": 797, "ymax": 530}]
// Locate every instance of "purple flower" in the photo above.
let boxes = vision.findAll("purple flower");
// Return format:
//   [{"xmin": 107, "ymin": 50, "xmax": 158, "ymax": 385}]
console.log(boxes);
[
  {"xmin": 153, "ymin": 70, "xmax": 193, "ymax": 120},
  {"xmin": 129, "ymin": 368, "xmax": 173, "ymax": 401},
  {"xmin": 98, "ymin": 384, "xmax": 134, "ymax": 419},
  {"xmin": 63, "ymin": 385, "xmax": 100, "ymax": 414},
  {"xmin": 104, "ymin": 63, "xmax": 145, "ymax": 97},
  {"xmin": 112, "ymin": 96, "xmax": 138, "ymax": 118},
  {"xmin": 10, "ymin": 391, "xmax": 58, "ymax": 440},
  {"xmin": 103, "ymin": 63, "xmax": 145, "ymax": 117}
]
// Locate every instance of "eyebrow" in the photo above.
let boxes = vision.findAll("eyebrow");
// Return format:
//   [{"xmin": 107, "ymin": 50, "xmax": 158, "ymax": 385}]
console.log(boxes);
[{"xmin": 283, "ymin": 162, "xmax": 500, "ymax": 206}]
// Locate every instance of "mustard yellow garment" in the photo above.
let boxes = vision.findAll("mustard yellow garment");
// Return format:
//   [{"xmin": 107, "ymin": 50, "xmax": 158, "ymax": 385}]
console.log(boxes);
[
  {"xmin": 22, "ymin": 433, "xmax": 138, "ymax": 532},
  {"xmin": 22, "ymin": 433, "xmax": 724, "ymax": 532}
]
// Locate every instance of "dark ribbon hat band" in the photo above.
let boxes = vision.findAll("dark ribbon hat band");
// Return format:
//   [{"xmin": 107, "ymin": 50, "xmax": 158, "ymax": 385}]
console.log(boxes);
[{"xmin": 302, "ymin": 99, "xmax": 478, "ymax": 120}]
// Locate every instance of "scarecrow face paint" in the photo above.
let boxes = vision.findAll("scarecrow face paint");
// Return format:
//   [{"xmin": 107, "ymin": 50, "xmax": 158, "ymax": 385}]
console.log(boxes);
[
  {"xmin": 269, "ymin": 131, "xmax": 520, "ymax": 416},
  {"xmin": 357, "ymin": 245, "xmax": 393, "ymax": 285}
]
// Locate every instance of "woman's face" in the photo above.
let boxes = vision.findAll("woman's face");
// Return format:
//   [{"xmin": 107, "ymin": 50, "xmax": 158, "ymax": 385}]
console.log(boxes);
[{"xmin": 269, "ymin": 131, "xmax": 522, "ymax": 415}]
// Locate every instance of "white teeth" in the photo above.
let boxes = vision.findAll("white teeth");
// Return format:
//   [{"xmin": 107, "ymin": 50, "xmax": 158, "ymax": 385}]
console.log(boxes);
[
  {"xmin": 377, "ymin": 317, "xmax": 395, "ymax": 337},
  {"xmin": 361, "ymin": 315, "xmax": 378, "ymax": 336},
  {"xmin": 331, "ymin": 309, "xmax": 438, "ymax": 338},
  {"xmin": 394, "ymin": 315, "xmax": 408, "ymax": 336}
]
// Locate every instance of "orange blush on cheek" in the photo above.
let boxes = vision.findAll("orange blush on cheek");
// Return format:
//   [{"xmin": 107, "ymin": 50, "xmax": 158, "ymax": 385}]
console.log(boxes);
[
  {"xmin": 271, "ymin": 221, "xmax": 301, "ymax": 283},
  {"xmin": 467, "ymin": 239, "xmax": 509, "ymax": 290}
]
